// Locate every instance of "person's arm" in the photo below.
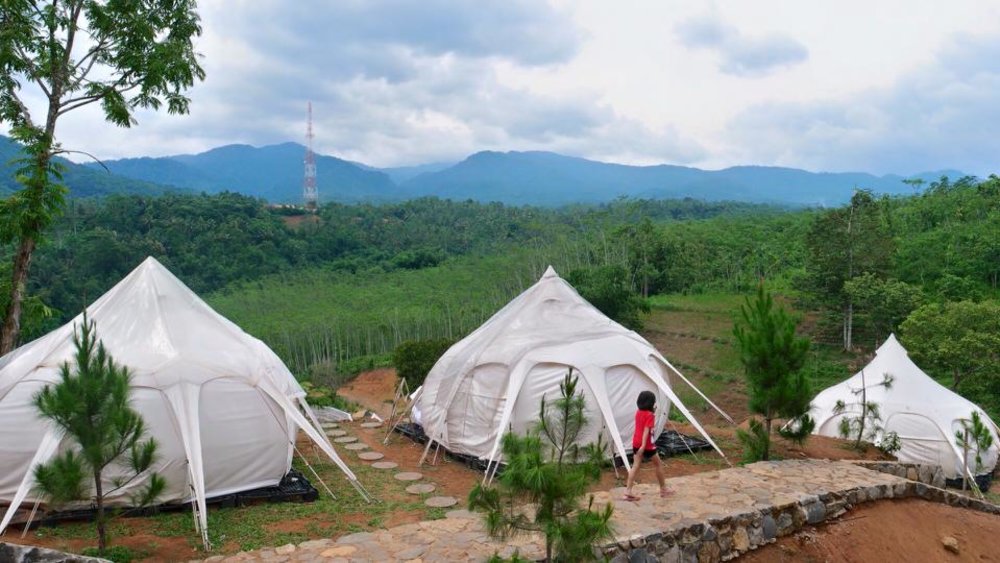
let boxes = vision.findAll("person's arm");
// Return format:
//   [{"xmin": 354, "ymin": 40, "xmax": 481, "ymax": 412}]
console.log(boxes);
[{"xmin": 641, "ymin": 425, "xmax": 651, "ymax": 450}]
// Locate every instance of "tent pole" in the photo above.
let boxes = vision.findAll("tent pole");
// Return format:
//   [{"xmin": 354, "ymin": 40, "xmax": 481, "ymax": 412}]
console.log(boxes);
[
  {"xmin": 20, "ymin": 500, "xmax": 40, "ymax": 539},
  {"xmin": 294, "ymin": 445, "xmax": 337, "ymax": 501},
  {"xmin": 418, "ymin": 437, "xmax": 435, "ymax": 466},
  {"xmin": 666, "ymin": 418, "xmax": 706, "ymax": 465}
]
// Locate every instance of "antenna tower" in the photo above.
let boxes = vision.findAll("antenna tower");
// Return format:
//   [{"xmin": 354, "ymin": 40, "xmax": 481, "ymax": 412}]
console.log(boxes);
[{"xmin": 303, "ymin": 102, "xmax": 318, "ymax": 211}]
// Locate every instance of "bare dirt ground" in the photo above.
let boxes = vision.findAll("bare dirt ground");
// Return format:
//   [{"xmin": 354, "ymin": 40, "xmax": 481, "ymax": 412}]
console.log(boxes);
[{"xmin": 741, "ymin": 498, "xmax": 1000, "ymax": 563}]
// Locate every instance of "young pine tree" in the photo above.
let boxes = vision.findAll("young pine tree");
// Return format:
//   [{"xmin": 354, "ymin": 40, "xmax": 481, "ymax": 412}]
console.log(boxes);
[
  {"xmin": 33, "ymin": 316, "xmax": 165, "ymax": 554},
  {"xmin": 468, "ymin": 370, "xmax": 614, "ymax": 562},
  {"xmin": 733, "ymin": 284, "xmax": 811, "ymax": 461}
]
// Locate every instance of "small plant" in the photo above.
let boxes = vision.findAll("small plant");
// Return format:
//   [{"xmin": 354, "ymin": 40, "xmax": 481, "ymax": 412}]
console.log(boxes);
[
  {"xmin": 736, "ymin": 418, "xmax": 771, "ymax": 463},
  {"xmin": 468, "ymin": 369, "xmax": 614, "ymax": 562},
  {"xmin": 33, "ymin": 316, "xmax": 165, "ymax": 555},
  {"xmin": 733, "ymin": 284, "xmax": 812, "ymax": 460},
  {"xmin": 955, "ymin": 411, "xmax": 995, "ymax": 495},
  {"xmin": 779, "ymin": 414, "xmax": 816, "ymax": 446},
  {"xmin": 832, "ymin": 370, "xmax": 894, "ymax": 450},
  {"xmin": 876, "ymin": 431, "xmax": 902, "ymax": 456}
]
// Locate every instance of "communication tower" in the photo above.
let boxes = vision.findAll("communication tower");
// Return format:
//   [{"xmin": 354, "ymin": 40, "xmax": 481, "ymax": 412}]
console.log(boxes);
[{"xmin": 303, "ymin": 102, "xmax": 318, "ymax": 211}]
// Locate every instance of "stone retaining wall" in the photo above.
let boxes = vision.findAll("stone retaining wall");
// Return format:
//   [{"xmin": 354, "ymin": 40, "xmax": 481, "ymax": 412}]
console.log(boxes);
[
  {"xmin": 600, "ymin": 480, "xmax": 1000, "ymax": 563},
  {"xmin": 851, "ymin": 460, "xmax": 947, "ymax": 488},
  {"xmin": 0, "ymin": 543, "xmax": 108, "ymax": 563}
]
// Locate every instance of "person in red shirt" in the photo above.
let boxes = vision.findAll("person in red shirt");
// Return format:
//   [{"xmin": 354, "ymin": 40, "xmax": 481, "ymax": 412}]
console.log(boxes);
[{"xmin": 623, "ymin": 390, "xmax": 673, "ymax": 501}]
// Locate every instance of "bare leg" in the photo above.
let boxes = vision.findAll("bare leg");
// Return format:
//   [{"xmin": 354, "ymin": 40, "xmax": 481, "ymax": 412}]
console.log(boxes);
[
  {"xmin": 654, "ymin": 455, "xmax": 673, "ymax": 497},
  {"xmin": 624, "ymin": 453, "xmax": 644, "ymax": 500}
]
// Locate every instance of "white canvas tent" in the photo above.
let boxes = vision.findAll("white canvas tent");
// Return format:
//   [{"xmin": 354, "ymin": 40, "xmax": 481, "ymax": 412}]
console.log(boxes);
[
  {"xmin": 0, "ymin": 257, "xmax": 366, "ymax": 546},
  {"xmin": 416, "ymin": 266, "xmax": 731, "ymax": 471},
  {"xmin": 810, "ymin": 334, "xmax": 1000, "ymax": 479}
]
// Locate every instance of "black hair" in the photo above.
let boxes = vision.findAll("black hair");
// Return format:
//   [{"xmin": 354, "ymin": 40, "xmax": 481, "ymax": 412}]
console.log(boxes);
[{"xmin": 636, "ymin": 390, "xmax": 656, "ymax": 412}]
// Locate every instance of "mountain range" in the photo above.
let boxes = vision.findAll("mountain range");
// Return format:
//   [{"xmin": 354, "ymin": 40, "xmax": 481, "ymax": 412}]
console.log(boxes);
[{"xmin": 1, "ymin": 136, "xmax": 965, "ymax": 206}]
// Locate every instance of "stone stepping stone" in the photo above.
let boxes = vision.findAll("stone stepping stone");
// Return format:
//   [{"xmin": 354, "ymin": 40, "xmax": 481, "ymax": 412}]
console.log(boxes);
[
  {"xmin": 360, "ymin": 421, "xmax": 382, "ymax": 428},
  {"xmin": 394, "ymin": 471, "xmax": 423, "ymax": 482},
  {"xmin": 406, "ymin": 483, "xmax": 436, "ymax": 494},
  {"xmin": 344, "ymin": 442, "xmax": 368, "ymax": 450},
  {"xmin": 321, "ymin": 422, "xmax": 339, "ymax": 428},
  {"xmin": 326, "ymin": 429, "xmax": 347, "ymax": 437},
  {"xmin": 371, "ymin": 461, "xmax": 398, "ymax": 470},
  {"xmin": 424, "ymin": 496, "xmax": 457, "ymax": 508},
  {"xmin": 358, "ymin": 451, "xmax": 384, "ymax": 461},
  {"xmin": 445, "ymin": 509, "xmax": 477, "ymax": 519},
  {"xmin": 333, "ymin": 436, "xmax": 358, "ymax": 444}
]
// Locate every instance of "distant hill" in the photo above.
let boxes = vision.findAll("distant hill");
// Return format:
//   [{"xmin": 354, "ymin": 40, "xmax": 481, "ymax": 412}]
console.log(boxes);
[
  {"xmin": 91, "ymin": 142, "xmax": 399, "ymax": 203},
  {"xmin": 0, "ymin": 135, "xmax": 176, "ymax": 198},
  {"xmin": 401, "ymin": 150, "xmax": 966, "ymax": 206},
  {"xmin": 4, "ymin": 135, "xmax": 969, "ymax": 206}
]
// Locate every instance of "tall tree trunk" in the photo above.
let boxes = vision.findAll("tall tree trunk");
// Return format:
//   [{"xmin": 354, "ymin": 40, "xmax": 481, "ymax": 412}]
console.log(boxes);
[
  {"xmin": 94, "ymin": 469, "xmax": 107, "ymax": 553},
  {"xmin": 0, "ymin": 236, "xmax": 37, "ymax": 355}
]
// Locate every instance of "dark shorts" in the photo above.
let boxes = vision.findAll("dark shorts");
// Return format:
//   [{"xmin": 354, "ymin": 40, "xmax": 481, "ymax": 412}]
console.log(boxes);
[{"xmin": 640, "ymin": 449, "xmax": 658, "ymax": 461}]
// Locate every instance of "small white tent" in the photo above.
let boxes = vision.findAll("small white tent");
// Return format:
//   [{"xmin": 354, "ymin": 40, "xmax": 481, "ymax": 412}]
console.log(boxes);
[
  {"xmin": 810, "ymin": 334, "xmax": 1000, "ymax": 479},
  {"xmin": 0, "ymin": 257, "xmax": 366, "ymax": 545},
  {"xmin": 416, "ymin": 266, "xmax": 730, "ymax": 469}
]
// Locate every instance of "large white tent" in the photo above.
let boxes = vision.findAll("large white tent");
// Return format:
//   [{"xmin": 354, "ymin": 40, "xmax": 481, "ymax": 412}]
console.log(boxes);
[
  {"xmin": 810, "ymin": 334, "xmax": 1000, "ymax": 479},
  {"xmin": 416, "ymin": 266, "xmax": 730, "ymax": 470},
  {"xmin": 0, "ymin": 257, "xmax": 365, "ymax": 546}
]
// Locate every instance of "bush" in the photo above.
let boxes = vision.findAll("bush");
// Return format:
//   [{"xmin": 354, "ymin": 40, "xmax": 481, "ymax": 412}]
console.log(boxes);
[{"xmin": 392, "ymin": 339, "xmax": 454, "ymax": 388}]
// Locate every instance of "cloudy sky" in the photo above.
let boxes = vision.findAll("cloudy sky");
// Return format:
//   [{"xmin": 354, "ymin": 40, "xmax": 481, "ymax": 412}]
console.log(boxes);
[{"xmin": 15, "ymin": 0, "xmax": 1000, "ymax": 175}]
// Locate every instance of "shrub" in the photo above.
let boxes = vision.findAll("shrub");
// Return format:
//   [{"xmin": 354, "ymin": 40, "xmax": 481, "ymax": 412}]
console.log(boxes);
[{"xmin": 392, "ymin": 338, "xmax": 454, "ymax": 389}]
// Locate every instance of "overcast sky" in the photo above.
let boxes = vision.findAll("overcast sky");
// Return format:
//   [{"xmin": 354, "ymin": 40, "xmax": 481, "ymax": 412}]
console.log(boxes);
[{"xmin": 15, "ymin": 1, "xmax": 1000, "ymax": 175}]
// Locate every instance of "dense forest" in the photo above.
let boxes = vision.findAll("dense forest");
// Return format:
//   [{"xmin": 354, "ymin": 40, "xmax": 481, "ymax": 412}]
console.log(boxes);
[{"xmin": 2, "ymin": 174, "xmax": 998, "ymax": 417}]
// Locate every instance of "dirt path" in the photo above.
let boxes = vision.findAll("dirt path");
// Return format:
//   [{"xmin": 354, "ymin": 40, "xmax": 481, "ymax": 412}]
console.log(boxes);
[{"xmin": 740, "ymin": 498, "xmax": 1000, "ymax": 562}]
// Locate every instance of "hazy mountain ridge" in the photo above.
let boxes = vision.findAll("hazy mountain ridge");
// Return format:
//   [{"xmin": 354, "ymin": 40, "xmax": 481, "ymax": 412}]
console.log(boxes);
[
  {"xmin": 0, "ymin": 136, "xmax": 179, "ymax": 198},
  {"xmin": 2, "ymin": 136, "xmax": 968, "ymax": 205}
]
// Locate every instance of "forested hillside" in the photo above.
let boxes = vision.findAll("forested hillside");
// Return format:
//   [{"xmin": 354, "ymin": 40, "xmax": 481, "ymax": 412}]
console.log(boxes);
[{"xmin": 3, "ymin": 174, "xmax": 998, "ymax": 417}]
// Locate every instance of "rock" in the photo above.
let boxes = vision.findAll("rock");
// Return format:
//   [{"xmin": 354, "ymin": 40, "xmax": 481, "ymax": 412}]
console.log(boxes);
[
  {"xmin": 321, "ymin": 545, "xmax": 359, "ymax": 557},
  {"xmin": 298, "ymin": 539, "xmax": 334, "ymax": 549},
  {"xmin": 804, "ymin": 501, "xmax": 826, "ymax": 524},
  {"xmin": 906, "ymin": 467, "xmax": 919, "ymax": 481},
  {"xmin": 761, "ymin": 515, "xmax": 777, "ymax": 540},
  {"xmin": 396, "ymin": 546, "xmax": 427, "ymax": 559},
  {"xmin": 941, "ymin": 536, "xmax": 959, "ymax": 554},
  {"xmin": 733, "ymin": 527, "xmax": 750, "ymax": 552},
  {"xmin": 274, "ymin": 544, "xmax": 296, "ymax": 555}
]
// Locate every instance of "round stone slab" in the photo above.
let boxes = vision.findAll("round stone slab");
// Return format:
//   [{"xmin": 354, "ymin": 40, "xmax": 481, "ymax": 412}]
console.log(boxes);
[
  {"xmin": 424, "ymin": 496, "xmax": 457, "ymax": 508},
  {"xmin": 406, "ymin": 483, "xmax": 436, "ymax": 494},
  {"xmin": 344, "ymin": 442, "xmax": 368, "ymax": 450},
  {"xmin": 358, "ymin": 451, "xmax": 384, "ymax": 461},
  {"xmin": 333, "ymin": 436, "xmax": 358, "ymax": 444},
  {"xmin": 371, "ymin": 461, "xmax": 398, "ymax": 470},
  {"xmin": 321, "ymin": 423, "xmax": 339, "ymax": 430},
  {"xmin": 326, "ymin": 429, "xmax": 347, "ymax": 437},
  {"xmin": 360, "ymin": 421, "xmax": 382, "ymax": 428},
  {"xmin": 394, "ymin": 471, "xmax": 423, "ymax": 482}
]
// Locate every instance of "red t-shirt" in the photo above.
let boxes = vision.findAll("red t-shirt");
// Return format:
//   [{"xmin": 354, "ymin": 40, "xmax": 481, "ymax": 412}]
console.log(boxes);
[{"xmin": 632, "ymin": 410, "xmax": 656, "ymax": 451}]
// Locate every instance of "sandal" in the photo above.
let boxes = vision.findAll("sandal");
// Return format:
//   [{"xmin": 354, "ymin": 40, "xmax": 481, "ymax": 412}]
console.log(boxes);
[
  {"xmin": 660, "ymin": 489, "xmax": 675, "ymax": 498},
  {"xmin": 622, "ymin": 493, "xmax": 641, "ymax": 502}
]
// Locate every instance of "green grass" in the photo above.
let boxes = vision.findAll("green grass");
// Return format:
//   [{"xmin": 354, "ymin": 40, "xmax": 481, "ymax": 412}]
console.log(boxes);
[{"xmin": 28, "ymin": 454, "xmax": 447, "ymax": 558}]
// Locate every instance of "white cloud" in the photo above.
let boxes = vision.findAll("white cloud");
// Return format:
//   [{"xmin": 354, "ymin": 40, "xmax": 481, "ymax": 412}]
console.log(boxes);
[
  {"xmin": 724, "ymin": 34, "xmax": 1000, "ymax": 176},
  {"xmin": 675, "ymin": 14, "xmax": 809, "ymax": 76},
  {"xmin": 5, "ymin": 0, "xmax": 999, "ymax": 175}
]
